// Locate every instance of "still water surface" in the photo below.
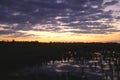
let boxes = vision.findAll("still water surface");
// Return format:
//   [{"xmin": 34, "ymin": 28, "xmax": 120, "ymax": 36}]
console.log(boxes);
[{"xmin": 13, "ymin": 52, "xmax": 120, "ymax": 80}]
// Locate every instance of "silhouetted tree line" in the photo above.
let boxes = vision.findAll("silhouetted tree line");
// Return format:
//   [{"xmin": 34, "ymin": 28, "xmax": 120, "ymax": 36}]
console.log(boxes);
[{"xmin": 0, "ymin": 41, "xmax": 120, "ymax": 79}]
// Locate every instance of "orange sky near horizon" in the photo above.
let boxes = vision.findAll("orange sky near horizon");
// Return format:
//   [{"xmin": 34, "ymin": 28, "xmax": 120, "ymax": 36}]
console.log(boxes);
[
  {"xmin": 0, "ymin": 0, "xmax": 120, "ymax": 43},
  {"xmin": 0, "ymin": 30, "xmax": 120, "ymax": 43}
]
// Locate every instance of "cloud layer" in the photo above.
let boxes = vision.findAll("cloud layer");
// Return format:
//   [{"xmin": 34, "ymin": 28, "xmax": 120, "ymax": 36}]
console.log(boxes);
[{"xmin": 0, "ymin": 0, "xmax": 120, "ymax": 37}]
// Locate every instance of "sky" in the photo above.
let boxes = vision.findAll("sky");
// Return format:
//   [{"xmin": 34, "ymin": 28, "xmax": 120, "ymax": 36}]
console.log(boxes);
[{"xmin": 0, "ymin": 0, "xmax": 120, "ymax": 42}]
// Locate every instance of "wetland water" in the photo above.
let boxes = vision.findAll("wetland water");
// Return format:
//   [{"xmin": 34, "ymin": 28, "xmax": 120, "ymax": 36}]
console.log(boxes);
[
  {"xmin": 12, "ymin": 52, "xmax": 120, "ymax": 80},
  {"xmin": 0, "ymin": 42, "xmax": 120, "ymax": 80}
]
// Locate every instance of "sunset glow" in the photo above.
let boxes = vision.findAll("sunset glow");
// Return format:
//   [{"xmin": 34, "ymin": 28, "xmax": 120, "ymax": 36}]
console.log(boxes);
[{"xmin": 0, "ymin": 0, "xmax": 120, "ymax": 42}]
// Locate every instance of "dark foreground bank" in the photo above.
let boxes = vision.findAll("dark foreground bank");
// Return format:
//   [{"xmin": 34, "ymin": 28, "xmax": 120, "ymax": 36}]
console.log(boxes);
[{"xmin": 0, "ymin": 41, "xmax": 120, "ymax": 80}]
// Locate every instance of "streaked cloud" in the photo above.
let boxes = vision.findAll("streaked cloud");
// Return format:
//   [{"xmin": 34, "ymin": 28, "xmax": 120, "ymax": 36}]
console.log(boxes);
[{"xmin": 0, "ymin": 0, "xmax": 120, "ymax": 41}]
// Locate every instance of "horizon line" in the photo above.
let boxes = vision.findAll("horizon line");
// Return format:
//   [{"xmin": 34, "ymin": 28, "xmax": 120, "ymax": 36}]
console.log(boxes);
[{"xmin": 0, "ymin": 40, "xmax": 119, "ymax": 44}]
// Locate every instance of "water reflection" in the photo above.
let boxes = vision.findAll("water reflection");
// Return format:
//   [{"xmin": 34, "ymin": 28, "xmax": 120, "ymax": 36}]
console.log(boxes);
[{"xmin": 13, "ymin": 52, "xmax": 120, "ymax": 80}]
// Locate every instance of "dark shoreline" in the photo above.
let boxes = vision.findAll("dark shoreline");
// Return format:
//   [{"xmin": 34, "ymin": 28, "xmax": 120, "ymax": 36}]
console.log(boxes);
[{"xmin": 0, "ymin": 41, "xmax": 120, "ymax": 80}]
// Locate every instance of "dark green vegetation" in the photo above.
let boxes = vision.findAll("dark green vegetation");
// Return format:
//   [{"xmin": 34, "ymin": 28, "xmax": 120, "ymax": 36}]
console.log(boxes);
[{"xmin": 0, "ymin": 41, "xmax": 120, "ymax": 80}]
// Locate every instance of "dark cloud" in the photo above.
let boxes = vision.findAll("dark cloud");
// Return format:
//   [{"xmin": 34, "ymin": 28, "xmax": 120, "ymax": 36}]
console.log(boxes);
[
  {"xmin": 33, "ymin": 25, "xmax": 61, "ymax": 32},
  {"xmin": 0, "ymin": 0, "xmax": 119, "ymax": 35},
  {"xmin": 7, "ymin": 32, "xmax": 35, "ymax": 38},
  {"xmin": 67, "ymin": 30, "xmax": 107, "ymax": 34},
  {"xmin": 0, "ymin": 30, "xmax": 15, "ymax": 34},
  {"xmin": 104, "ymin": 1, "xmax": 118, "ymax": 6},
  {"xmin": 71, "ymin": 28, "xmax": 120, "ymax": 34},
  {"xmin": 116, "ymin": 16, "xmax": 120, "ymax": 19},
  {"xmin": 0, "ymin": 28, "xmax": 34, "ymax": 37}
]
